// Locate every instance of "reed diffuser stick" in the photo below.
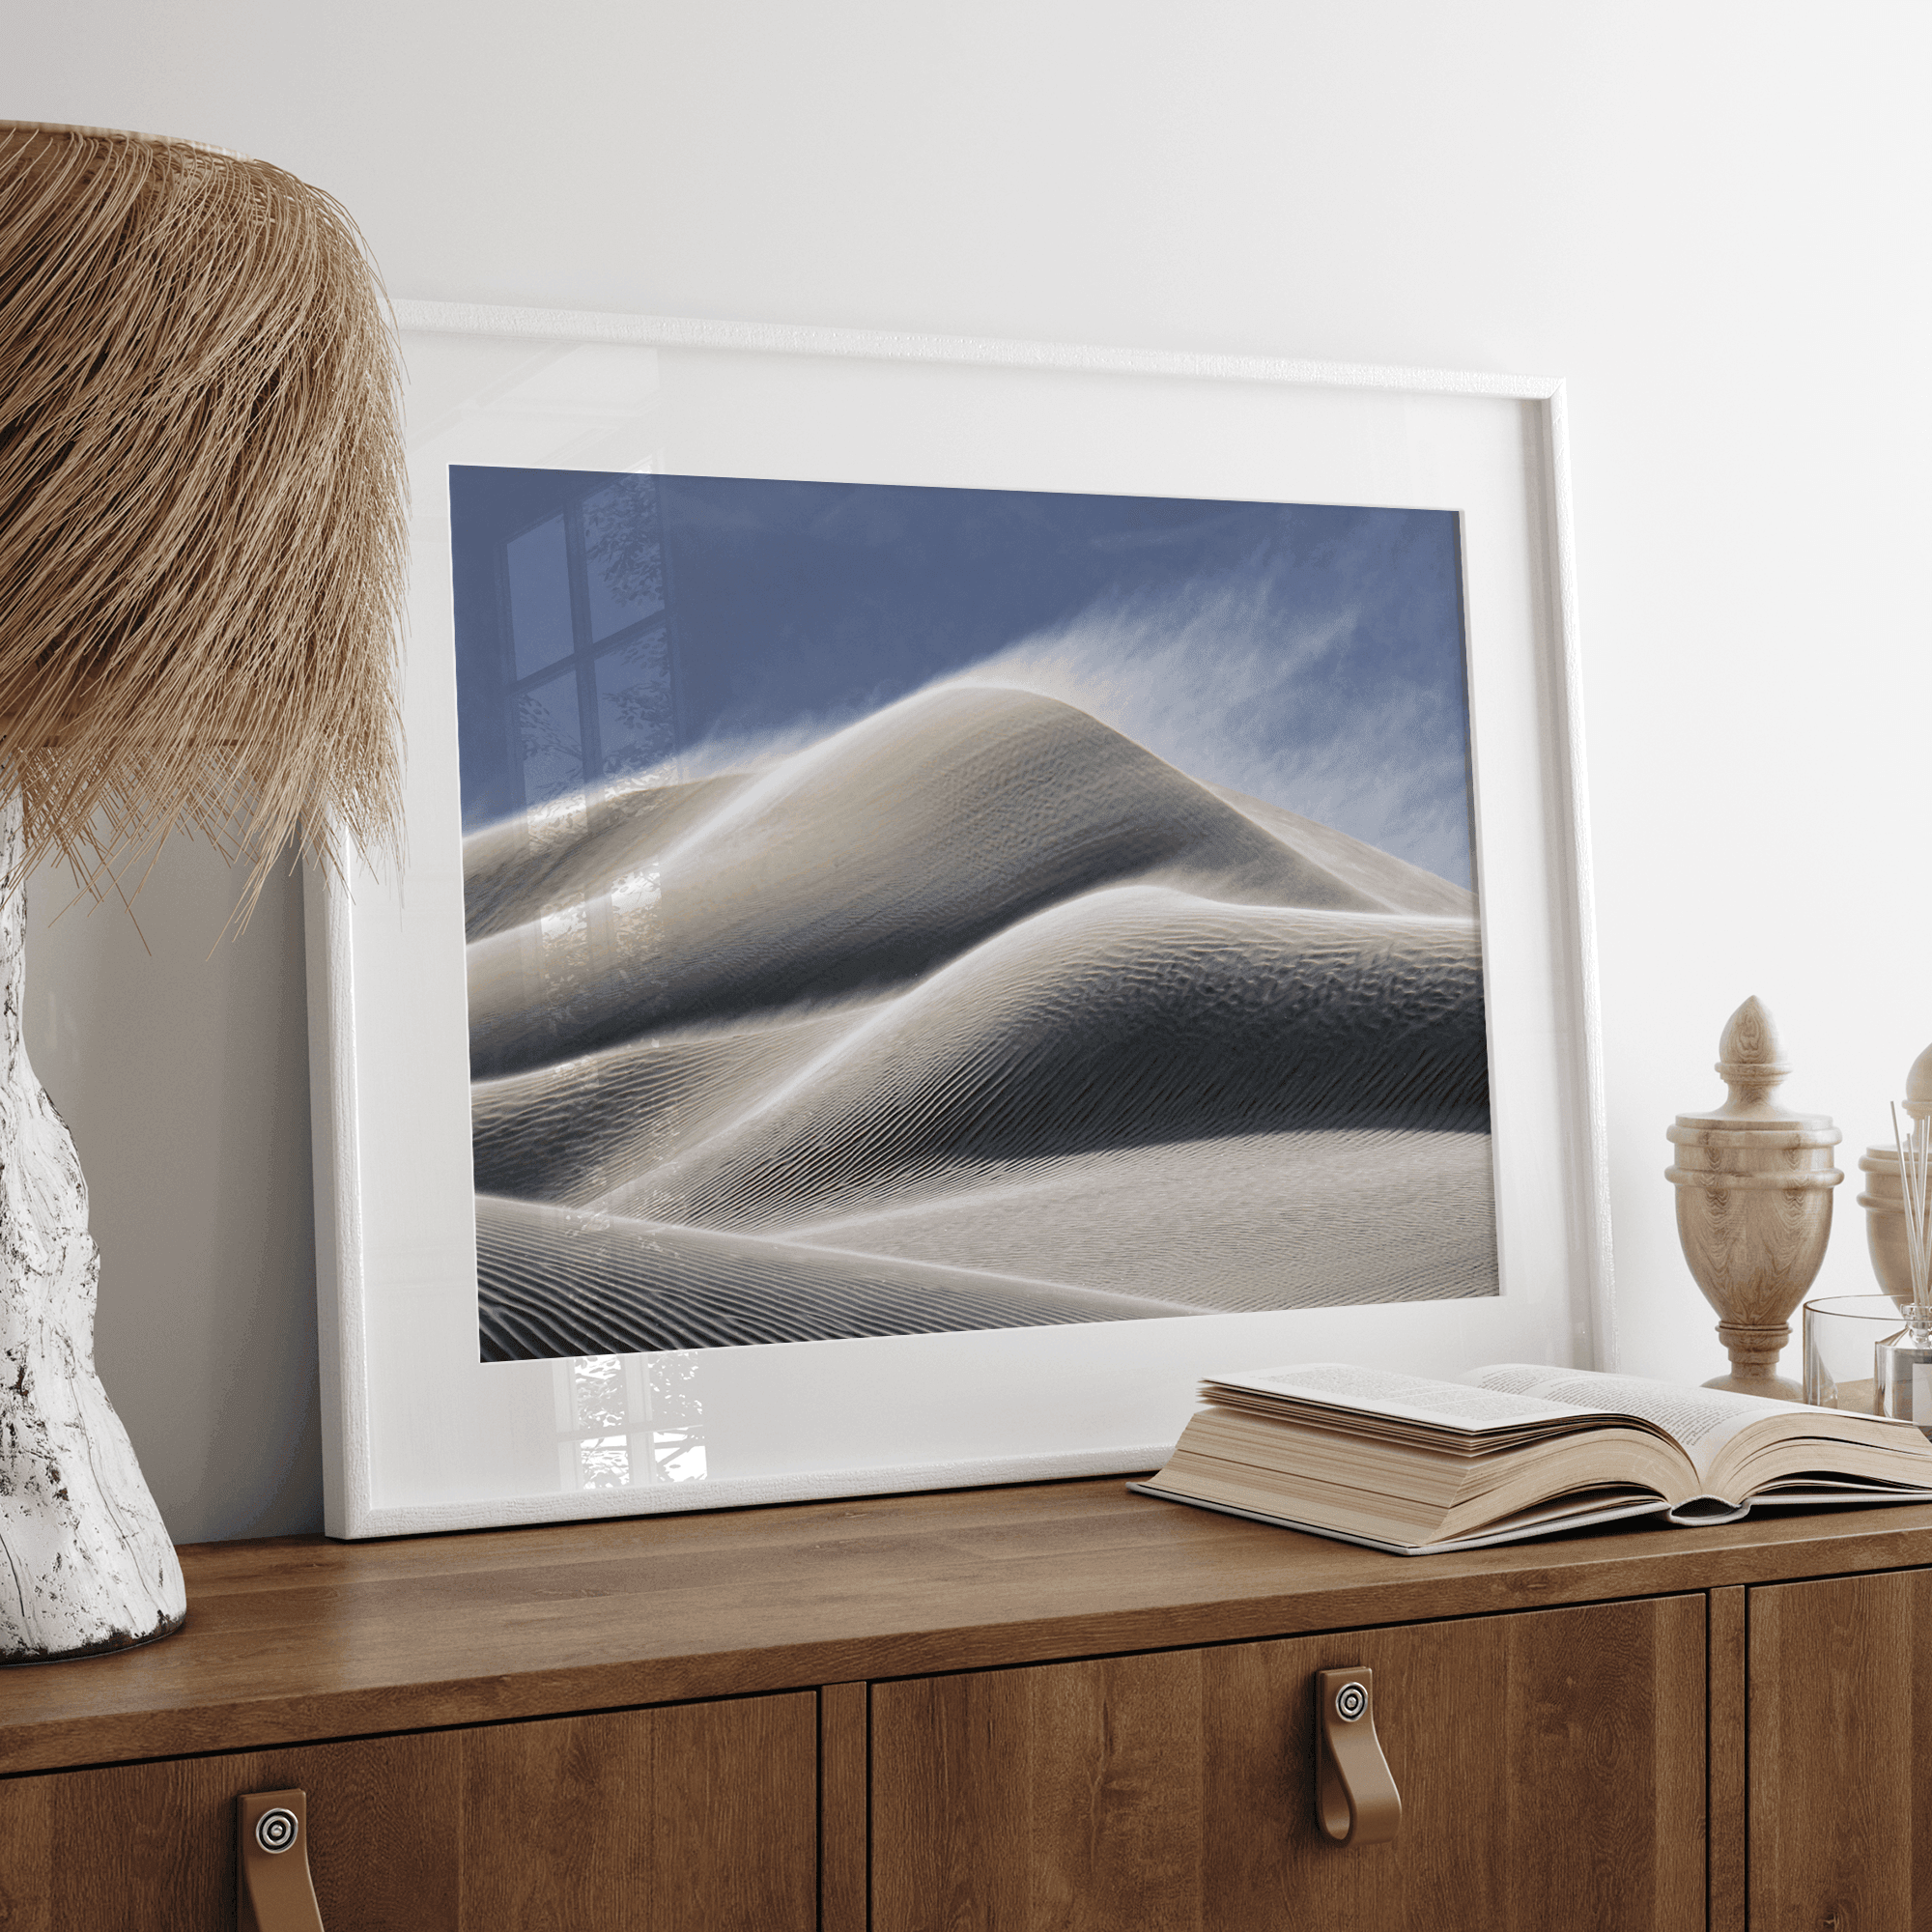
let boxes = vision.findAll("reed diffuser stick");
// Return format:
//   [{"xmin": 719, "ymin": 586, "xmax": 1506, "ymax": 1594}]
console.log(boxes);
[{"xmin": 1890, "ymin": 1100, "xmax": 1932, "ymax": 1344}]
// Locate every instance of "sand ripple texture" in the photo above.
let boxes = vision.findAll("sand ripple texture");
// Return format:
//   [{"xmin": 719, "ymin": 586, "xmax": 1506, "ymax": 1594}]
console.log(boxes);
[{"xmin": 464, "ymin": 684, "xmax": 1498, "ymax": 1361}]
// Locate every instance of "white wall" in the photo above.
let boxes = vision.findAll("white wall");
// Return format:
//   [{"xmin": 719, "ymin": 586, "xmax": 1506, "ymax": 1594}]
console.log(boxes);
[{"xmin": 8, "ymin": 1, "xmax": 1929, "ymax": 1542}]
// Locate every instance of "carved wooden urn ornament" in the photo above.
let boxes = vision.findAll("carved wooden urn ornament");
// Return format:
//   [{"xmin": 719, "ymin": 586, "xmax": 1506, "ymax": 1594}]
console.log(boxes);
[
  {"xmin": 1857, "ymin": 1041, "xmax": 1932, "ymax": 1311},
  {"xmin": 1665, "ymin": 998, "xmax": 1843, "ymax": 1400}
]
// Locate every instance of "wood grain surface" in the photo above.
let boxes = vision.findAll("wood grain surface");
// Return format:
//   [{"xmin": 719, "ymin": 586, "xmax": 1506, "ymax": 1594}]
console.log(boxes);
[
  {"xmin": 815, "ymin": 1685, "xmax": 869, "ymax": 1932},
  {"xmin": 3, "ymin": 1478, "xmax": 1932, "ymax": 1776},
  {"xmin": 1749, "ymin": 1568, "xmax": 1928, "ymax": 1929},
  {"xmin": 871, "ymin": 1593, "xmax": 1706, "ymax": 1931},
  {"xmin": 0, "ymin": 1692, "xmax": 815, "ymax": 1930},
  {"xmin": 1708, "ymin": 1584, "xmax": 1746, "ymax": 1932},
  {"xmin": 819, "ymin": 1681, "xmax": 867, "ymax": 1932}
]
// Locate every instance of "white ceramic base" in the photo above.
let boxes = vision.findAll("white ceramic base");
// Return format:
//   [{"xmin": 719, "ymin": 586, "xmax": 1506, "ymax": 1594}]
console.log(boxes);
[{"xmin": 0, "ymin": 798, "xmax": 185, "ymax": 1661}]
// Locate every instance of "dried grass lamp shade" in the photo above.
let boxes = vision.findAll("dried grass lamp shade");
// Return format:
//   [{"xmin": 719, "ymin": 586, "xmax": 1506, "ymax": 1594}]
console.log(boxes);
[
  {"xmin": 0, "ymin": 123, "xmax": 407, "ymax": 1662},
  {"xmin": 0, "ymin": 121, "xmax": 405, "ymax": 897}
]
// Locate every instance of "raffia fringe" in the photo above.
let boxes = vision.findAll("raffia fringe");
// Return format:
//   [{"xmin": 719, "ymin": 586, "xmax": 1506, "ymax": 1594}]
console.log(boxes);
[{"xmin": 0, "ymin": 123, "xmax": 406, "ymax": 923}]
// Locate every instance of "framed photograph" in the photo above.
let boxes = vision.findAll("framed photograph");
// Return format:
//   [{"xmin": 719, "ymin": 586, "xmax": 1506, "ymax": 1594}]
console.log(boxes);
[{"xmin": 304, "ymin": 300, "xmax": 1610, "ymax": 1538}]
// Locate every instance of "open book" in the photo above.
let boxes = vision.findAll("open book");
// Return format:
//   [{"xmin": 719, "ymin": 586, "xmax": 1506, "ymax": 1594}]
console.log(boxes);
[{"xmin": 1129, "ymin": 1362, "xmax": 1932, "ymax": 1555}]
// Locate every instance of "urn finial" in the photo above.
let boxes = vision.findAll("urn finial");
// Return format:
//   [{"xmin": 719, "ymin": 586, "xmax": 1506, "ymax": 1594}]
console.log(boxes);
[
  {"xmin": 1712, "ymin": 995, "xmax": 1794, "ymax": 1120},
  {"xmin": 1666, "ymin": 996, "xmax": 1842, "ymax": 1400},
  {"xmin": 1854, "ymin": 1043, "xmax": 1932, "ymax": 1320},
  {"xmin": 1906, "ymin": 1040, "xmax": 1932, "ymax": 1119}
]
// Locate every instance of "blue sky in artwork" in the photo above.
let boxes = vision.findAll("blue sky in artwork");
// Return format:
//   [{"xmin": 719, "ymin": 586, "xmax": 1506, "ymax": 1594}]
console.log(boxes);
[{"xmin": 447, "ymin": 468, "xmax": 1475, "ymax": 885}]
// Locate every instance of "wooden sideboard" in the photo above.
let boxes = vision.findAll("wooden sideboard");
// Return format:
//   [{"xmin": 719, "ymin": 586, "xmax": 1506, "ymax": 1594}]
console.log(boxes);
[{"xmin": 1, "ymin": 1476, "xmax": 1928, "ymax": 1929}]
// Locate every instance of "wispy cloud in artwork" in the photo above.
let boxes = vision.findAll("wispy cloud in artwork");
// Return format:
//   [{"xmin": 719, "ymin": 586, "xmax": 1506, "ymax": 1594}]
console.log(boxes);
[
  {"xmin": 960, "ymin": 562, "xmax": 1475, "ymax": 887},
  {"xmin": 669, "ymin": 553, "xmax": 1475, "ymax": 888}
]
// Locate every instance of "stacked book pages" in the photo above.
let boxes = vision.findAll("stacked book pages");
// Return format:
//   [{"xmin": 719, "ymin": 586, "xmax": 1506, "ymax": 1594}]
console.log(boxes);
[{"xmin": 1131, "ymin": 1361, "xmax": 1932, "ymax": 1554}]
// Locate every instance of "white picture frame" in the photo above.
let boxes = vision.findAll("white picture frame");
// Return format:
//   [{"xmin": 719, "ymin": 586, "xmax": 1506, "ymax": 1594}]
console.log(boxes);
[{"xmin": 304, "ymin": 299, "xmax": 1611, "ymax": 1539}]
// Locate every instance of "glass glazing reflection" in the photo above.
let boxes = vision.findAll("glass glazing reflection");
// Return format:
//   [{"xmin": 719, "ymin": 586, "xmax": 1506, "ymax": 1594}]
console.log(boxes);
[
  {"xmin": 517, "ymin": 668, "xmax": 582, "ymax": 806},
  {"xmin": 594, "ymin": 628, "xmax": 675, "ymax": 778},
  {"xmin": 506, "ymin": 513, "xmax": 574, "ymax": 678},
  {"xmin": 559, "ymin": 1351, "xmax": 705, "ymax": 1491}
]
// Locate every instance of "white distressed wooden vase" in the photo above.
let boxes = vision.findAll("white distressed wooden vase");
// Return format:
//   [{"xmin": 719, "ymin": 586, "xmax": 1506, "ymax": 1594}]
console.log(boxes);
[{"xmin": 0, "ymin": 797, "xmax": 185, "ymax": 1660}]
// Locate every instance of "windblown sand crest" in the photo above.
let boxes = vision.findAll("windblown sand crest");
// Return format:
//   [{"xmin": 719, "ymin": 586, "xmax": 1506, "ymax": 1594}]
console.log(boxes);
[{"xmin": 462, "ymin": 682, "xmax": 1497, "ymax": 1359}]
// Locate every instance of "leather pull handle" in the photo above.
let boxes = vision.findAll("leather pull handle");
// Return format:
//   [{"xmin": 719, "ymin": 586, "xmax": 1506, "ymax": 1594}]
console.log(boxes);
[
  {"xmin": 1315, "ymin": 1667, "xmax": 1401, "ymax": 1846},
  {"xmin": 238, "ymin": 1789, "xmax": 326, "ymax": 1932}
]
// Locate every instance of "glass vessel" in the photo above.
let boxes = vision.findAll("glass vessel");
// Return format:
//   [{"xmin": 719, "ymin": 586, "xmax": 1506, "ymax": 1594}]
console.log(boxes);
[{"xmin": 1802, "ymin": 1294, "xmax": 1904, "ymax": 1414}]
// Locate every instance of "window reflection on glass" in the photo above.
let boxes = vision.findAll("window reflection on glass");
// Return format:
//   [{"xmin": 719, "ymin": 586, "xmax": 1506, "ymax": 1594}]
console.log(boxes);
[
  {"xmin": 571, "ymin": 1354, "xmax": 626, "ymax": 1431},
  {"xmin": 594, "ymin": 626, "xmax": 675, "ymax": 778},
  {"xmin": 578, "ymin": 1435, "xmax": 632, "ymax": 1488},
  {"xmin": 464, "ymin": 472, "xmax": 676, "ymax": 832},
  {"xmin": 654, "ymin": 1431, "xmax": 706, "ymax": 1483},
  {"xmin": 558, "ymin": 1352, "xmax": 705, "ymax": 1491},
  {"xmin": 609, "ymin": 863, "xmax": 660, "ymax": 915},
  {"xmin": 582, "ymin": 478, "xmax": 665, "ymax": 642},
  {"xmin": 506, "ymin": 513, "xmax": 575, "ymax": 678},
  {"xmin": 646, "ymin": 1351, "xmax": 705, "ymax": 1483},
  {"xmin": 571, "ymin": 1355, "xmax": 632, "ymax": 1490},
  {"xmin": 518, "ymin": 668, "xmax": 582, "ymax": 806}
]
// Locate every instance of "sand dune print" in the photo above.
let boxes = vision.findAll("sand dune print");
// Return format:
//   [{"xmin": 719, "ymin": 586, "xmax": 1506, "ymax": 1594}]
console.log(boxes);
[{"xmin": 466, "ymin": 683, "xmax": 1496, "ymax": 1361}]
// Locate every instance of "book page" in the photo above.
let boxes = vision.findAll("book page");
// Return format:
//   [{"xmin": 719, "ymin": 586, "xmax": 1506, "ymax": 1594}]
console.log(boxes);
[
  {"xmin": 1466, "ymin": 1366, "xmax": 1809, "ymax": 1480},
  {"xmin": 1208, "ymin": 1363, "xmax": 1606, "ymax": 1435}
]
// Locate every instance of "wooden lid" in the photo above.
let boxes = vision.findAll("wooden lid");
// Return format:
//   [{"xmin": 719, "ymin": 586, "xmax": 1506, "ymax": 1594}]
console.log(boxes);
[{"xmin": 1673, "ymin": 995, "xmax": 1835, "ymax": 1131}]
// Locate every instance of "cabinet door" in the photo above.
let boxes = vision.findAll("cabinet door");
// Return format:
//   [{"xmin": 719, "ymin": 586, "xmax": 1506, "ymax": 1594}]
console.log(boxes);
[
  {"xmin": 872, "ymin": 1595, "xmax": 1705, "ymax": 1932},
  {"xmin": 0, "ymin": 1691, "xmax": 816, "ymax": 1931},
  {"xmin": 1749, "ymin": 1568, "xmax": 1930, "ymax": 1929}
]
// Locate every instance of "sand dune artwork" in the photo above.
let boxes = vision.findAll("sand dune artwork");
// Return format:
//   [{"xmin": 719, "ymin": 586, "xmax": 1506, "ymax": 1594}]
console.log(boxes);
[{"xmin": 447, "ymin": 468, "xmax": 1497, "ymax": 1364}]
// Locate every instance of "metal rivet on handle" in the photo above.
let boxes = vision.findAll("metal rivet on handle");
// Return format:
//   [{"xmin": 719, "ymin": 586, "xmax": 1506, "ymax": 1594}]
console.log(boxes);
[
  {"xmin": 255, "ymin": 1807, "xmax": 299, "ymax": 1855},
  {"xmin": 1333, "ymin": 1682, "xmax": 1369, "ymax": 1722}
]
